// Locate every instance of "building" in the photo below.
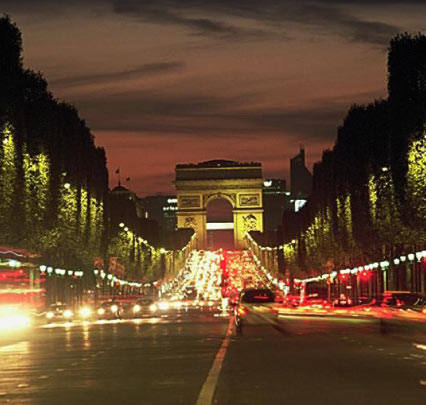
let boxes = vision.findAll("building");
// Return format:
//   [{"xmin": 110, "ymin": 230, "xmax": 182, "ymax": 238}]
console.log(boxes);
[
  {"xmin": 290, "ymin": 146, "xmax": 312, "ymax": 212},
  {"xmin": 138, "ymin": 195, "xmax": 178, "ymax": 233},
  {"xmin": 262, "ymin": 179, "xmax": 291, "ymax": 231}
]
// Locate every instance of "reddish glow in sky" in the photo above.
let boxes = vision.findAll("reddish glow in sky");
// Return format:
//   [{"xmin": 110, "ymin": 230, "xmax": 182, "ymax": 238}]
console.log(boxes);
[{"xmin": 3, "ymin": 1, "xmax": 426, "ymax": 195}]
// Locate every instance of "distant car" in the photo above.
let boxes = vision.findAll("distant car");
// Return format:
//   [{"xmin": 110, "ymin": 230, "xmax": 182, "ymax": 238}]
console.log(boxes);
[
  {"xmin": 96, "ymin": 301, "xmax": 123, "ymax": 320},
  {"xmin": 380, "ymin": 291, "xmax": 426, "ymax": 310},
  {"xmin": 283, "ymin": 294, "xmax": 301, "ymax": 307},
  {"xmin": 46, "ymin": 303, "xmax": 74, "ymax": 323},
  {"xmin": 234, "ymin": 288, "xmax": 276, "ymax": 333},
  {"xmin": 131, "ymin": 298, "xmax": 159, "ymax": 317},
  {"xmin": 333, "ymin": 294, "xmax": 355, "ymax": 307},
  {"xmin": 76, "ymin": 305, "xmax": 95, "ymax": 320}
]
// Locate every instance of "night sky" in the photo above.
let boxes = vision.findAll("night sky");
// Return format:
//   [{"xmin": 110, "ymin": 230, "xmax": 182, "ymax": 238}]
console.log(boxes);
[{"xmin": 3, "ymin": 1, "xmax": 426, "ymax": 195}]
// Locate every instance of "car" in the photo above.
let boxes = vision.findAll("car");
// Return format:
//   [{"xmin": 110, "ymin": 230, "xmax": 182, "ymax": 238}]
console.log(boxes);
[
  {"xmin": 234, "ymin": 288, "xmax": 277, "ymax": 334},
  {"xmin": 380, "ymin": 291, "xmax": 426, "ymax": 310},
  {"xmin": 131, "ymin": 298, "xmax": 159, "ymax": 317},
  {"xmin": 96, "ymin": 301, "xmax": 123, "ymax": 320},
  {"xmin": 76, "ymin": 305, "xmax": 95, "ymax": 321},
  {"xmin": 45, "ymin": 303, "xmax": 74, "ymax": 323},
  {"xmin": 333, "ymin": 294, "xmax": 355, "ymax": 307}
]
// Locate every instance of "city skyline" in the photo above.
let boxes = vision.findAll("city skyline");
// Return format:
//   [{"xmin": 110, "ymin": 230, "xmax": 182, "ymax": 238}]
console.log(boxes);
[{"xmin": 3, "ymin": 1, "xmax": 426, "ymax": 195}]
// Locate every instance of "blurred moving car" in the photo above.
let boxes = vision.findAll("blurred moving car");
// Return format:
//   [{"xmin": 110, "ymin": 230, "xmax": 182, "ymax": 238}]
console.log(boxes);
[
  {"xmin": 96, "ymin": 301, "xmax": 123, "ymax": 320},
  {"xmin": 131, "ymin": 298, "xmax": 159, "ymax": 317},
  {"xmin": 234, "ymin": 288, "xmax": 276, "ymax": 333},
  {"xmin": 76, "ymin": 305, "xmax": 95, "ymax": 321},
  {"xmin": 380, "ymin": 291, "xmax": 426, "ymax": 311},
  {"xmin": 46, "ymin": 303, "xmax": 74, "ymax": 323},
  {"xmin": 333, "ymin": 294, "xmax": 355, "ymax": 307}
]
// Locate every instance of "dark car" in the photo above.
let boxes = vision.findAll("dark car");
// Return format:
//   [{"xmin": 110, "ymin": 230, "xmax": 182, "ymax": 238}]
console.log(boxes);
[
  {"xmin": 234, "ymin": 288, "xmax": 276, "ymax": 333},
  {"xmin": 380, "ymin": 291, "xmax": 426, "ymax": 310}
]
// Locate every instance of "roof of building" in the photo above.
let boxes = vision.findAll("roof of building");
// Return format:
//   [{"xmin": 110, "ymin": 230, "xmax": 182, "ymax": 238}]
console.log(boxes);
[{"xmin": 176, "ymin": 159, "xmax": 261, "ymax": 169}]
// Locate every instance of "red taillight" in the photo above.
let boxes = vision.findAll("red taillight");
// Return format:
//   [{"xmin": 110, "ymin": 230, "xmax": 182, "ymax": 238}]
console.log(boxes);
[{"xmin": 237, "ymin": 306, "xmax": 248, "ymax": 316}]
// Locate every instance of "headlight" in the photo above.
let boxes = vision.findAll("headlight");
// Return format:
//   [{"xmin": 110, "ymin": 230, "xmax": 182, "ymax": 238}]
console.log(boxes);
[
  {"xmin": 133, "ymin": 304, "xmax": 141, "ymax": 313},
  {"xmin": 158, "ymin": 302, "xmax": 169, "ymax": 310},
  {"xmin": 64, "ymin": 310, "xmax": 73, "ymax": 318},
  {"xmin": 173, "ymin": 301, "xmax": 182, "ymax": 309},
  {"xmin": 46, "ymin": 311, "xmax": 54, "ymax": 319},
  {"xmin": 97, "ymin": 308, "xmax": 105, "ymax": 315},
  {"xmin": 79, "ymin": 307, "xmax": 91, "ymax": 318},
  {"xmin": 111, "ymin": 305, "xmax": 118, "ymax": 313},
  {"xmin": 149, "ymin": 304, "xmax": 157, "ymax": 312}
]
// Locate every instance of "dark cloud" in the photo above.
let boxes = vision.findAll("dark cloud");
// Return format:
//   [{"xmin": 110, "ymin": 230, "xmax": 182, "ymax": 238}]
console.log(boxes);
[
  {"xmin": 71, "ymin": 85, "xmax": 366, "ymax": 141},
  {"xmin": 112, "ymin": 1, "xmax": 273, "ymax": 40},
  {"xmin": 2, "ymin": 0, "xmax": 414, "ymax": 45},
  {"xmin": 50, "ymin": 61, "xmax": 185, "ymax": 88},
  {"xmin": 110, "ymin": 0, "xmax": 403, "ymax": 46}
]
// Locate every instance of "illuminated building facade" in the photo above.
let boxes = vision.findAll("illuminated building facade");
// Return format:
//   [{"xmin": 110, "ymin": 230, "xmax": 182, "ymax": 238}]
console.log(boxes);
[
  {"xmin": 175, "ymin": 160, "xmax": 264, "ymax": 249},
  {"xmin": 262, "ymin": 179, "xmax": 291, "ymax": 231},
  {"xmin": 138, "ymin": 195, "xmax": 178, "ymax": 232},
  {"xmin": 290, "ymin": 147, "xmax": 312, "ymax": 212}
]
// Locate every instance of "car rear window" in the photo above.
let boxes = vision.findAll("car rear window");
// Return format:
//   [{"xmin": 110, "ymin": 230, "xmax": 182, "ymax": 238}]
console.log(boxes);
[{"xmin": 241, "ymin": 290, "xmax": 275, "ymax": 303}]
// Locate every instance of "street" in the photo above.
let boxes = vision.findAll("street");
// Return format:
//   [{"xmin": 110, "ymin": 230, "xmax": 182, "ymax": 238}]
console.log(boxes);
[{"xmin": 1, "ymin": 311, "xmax": 425, "ymax": 405}]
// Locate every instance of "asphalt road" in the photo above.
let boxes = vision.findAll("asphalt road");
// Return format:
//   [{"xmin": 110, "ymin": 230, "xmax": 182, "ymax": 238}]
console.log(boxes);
[{"xmin": 0, "ymin": 311, "xmax": 425, "ymax": 405}]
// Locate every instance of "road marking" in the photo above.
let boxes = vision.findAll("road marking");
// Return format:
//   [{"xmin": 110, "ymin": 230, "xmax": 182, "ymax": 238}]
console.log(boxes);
[
  {"xmin": 195, "ymin": 316, "xmax": 233, "ymax": 405},
  {"xmin": 38, "ymin": 375, "xmax": 49, "ymax": 380},
  {"xmin": 17, "ymin": 383, "xmax": 29, "ymax": 388},
  {"xmin": 56, "ymin": 368, "xmax": 65, "ymax": 372}
]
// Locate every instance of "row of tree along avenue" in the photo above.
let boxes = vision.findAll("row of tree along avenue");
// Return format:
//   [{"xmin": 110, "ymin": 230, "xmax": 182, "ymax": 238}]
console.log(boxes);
[
  {"xmin": 248, "ymin": 33, "xmax": 426, "ymax": 300},
  {"xmin": 0, "ymin": 15, "xmax": 193, "ymax": 307}
]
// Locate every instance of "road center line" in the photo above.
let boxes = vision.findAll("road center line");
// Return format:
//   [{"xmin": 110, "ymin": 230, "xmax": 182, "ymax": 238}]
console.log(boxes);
[{"xmin": 195, "ymin": 316, "xmax": 234, "ymax": 405}]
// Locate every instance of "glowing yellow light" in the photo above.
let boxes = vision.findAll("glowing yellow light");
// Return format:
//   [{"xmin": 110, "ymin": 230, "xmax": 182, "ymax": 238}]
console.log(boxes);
[
  {"xmin": 0, "ymin": 306, "xmax": 31, "ymax": 331},
  {"xmin": 97, "ymin": 308, "xmax": 105, "ymax": 315},
  {"xmin": 133, "ymin": 304, "xmax": 141, "ymax": 313},
  {"xmin": 111, "ymin": 305, "xmax": 118, "ymax": 313},
  {"xmin": 149, "ymin": 304, "xmax": 157, "ymax": 312},
  {"xmin": 79, "ymin": 307, "xmax": 91, "ymax": 318},
  {"xmin": 64, "ymin": 310, "xmax": 73, "ymax": 318},
  {"xmin": 46, "ymin": 311, "xmax": 54, "ymax": 319}
]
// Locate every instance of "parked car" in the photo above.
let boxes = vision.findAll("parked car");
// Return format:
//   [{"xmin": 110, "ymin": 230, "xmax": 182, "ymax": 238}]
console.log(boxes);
[{"xmin": 380, "ymin": 291, "xmax": 426, "ymax": 310}]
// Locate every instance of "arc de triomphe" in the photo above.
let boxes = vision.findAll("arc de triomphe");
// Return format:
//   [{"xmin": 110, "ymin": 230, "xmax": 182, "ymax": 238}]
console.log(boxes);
[{"xmin": 174, "ymin": 160, "xmax": 264, "ymax": 249}]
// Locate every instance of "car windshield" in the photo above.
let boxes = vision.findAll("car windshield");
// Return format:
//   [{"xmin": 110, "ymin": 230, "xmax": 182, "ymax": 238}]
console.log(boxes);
[
  {"xmin": 241, "ymin": 289, "xmax": 275, "ymax": 303},
  {"xmin": 137, "ymin": 299, "xmax": 154, "ymax": 305}
]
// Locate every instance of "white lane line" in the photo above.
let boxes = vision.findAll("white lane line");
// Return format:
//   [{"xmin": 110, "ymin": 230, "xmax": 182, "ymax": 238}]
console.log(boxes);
[
  {"xmin": 56, "ymin": 368, "xmax": 65, "ymax": 372},
  {"xmin": 195, "ymin": 317, "xmax": 234, "ymax": 405}
]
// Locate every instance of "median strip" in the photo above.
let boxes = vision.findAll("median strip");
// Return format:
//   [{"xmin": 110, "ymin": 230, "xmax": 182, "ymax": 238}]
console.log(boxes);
[{"xmin": 195, "ymin": 316, "xmax": 234, "ymax": 405}]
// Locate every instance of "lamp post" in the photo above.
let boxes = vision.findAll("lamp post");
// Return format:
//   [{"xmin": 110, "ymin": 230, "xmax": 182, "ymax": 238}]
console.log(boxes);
[{"xmin": 93, "ymin": 269, "xmax": 99, "ymax": 304}]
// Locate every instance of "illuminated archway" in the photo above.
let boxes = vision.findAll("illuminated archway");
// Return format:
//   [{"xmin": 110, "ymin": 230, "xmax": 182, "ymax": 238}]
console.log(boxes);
[
  {"xmin": 206, "ymin": 197, "xmax": 234, "ymax": 249},
  {"xmin": 174, "ymin": 160, "xmax": 264, "ymax": 249}
]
